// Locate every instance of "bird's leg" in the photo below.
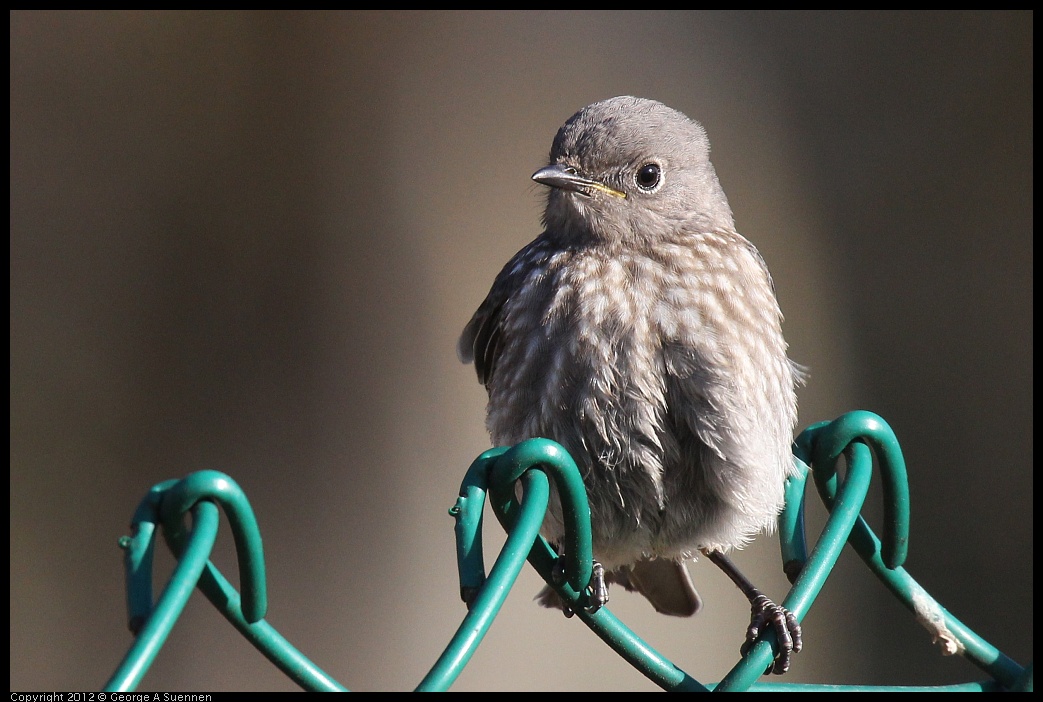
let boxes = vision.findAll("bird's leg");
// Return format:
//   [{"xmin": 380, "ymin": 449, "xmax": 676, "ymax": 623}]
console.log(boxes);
[
  {"xmin": 551, "ymin": 554, "xmax": 608, "ymax": 616},
  {"xmin": 703, "ymin": 549, "xmax": 802, "ymax": 674}
]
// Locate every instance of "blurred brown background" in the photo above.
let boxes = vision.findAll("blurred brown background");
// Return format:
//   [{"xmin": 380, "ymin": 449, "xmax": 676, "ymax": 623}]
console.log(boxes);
[{"xmin": 10, "ymin": 11, "xmax": 1031, "ymax": 691}]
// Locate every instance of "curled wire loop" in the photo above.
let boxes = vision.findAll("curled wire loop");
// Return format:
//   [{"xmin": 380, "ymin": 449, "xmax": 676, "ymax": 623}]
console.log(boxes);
[
  {"xmin": 109, "ymin": 413, "xmax": 1030, "ymax": 691},
  {"xmin": 110, "ymin": 471, "xmax": 345, "ymax": 692},
  {"xmin": 774, "ymin": 411, "xmax": 1023, "ymax": 690}
]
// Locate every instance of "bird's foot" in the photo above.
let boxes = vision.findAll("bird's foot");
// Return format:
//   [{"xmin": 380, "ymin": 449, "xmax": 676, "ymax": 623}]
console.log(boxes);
[
  {"xmin": 743, "ymin": 594, "xmax": 802, "ymax": 675},
  {"xmin": 553, "ymin": 558, "xmax": 608, "ymax": 617}
]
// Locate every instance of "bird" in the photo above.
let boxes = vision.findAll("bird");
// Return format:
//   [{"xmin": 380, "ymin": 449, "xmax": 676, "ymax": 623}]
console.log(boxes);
[{"xmin": 458, "ymin": 96, "xmax": 803, "ymax": 674}]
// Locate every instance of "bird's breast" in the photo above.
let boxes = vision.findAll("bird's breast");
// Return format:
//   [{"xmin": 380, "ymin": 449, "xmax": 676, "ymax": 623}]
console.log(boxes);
[
  {"xmin": 484, "ymin": 251, "xmax": 685, "ymax": 546},
  {"xmin": 481, "ymin": 240, "xmax": 795, "ymax": 559}
]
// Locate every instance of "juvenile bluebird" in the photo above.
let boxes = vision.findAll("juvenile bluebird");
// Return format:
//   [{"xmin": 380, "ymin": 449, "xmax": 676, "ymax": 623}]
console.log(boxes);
[{"xmin": 459, "ymin": 96, "xmax": 803, "ymax": 673}]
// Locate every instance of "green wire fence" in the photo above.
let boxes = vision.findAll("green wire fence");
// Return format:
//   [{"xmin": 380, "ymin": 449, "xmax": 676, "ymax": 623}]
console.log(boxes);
[{"xmin": 105, "ymin": 410, "xmax": 1032, "ymax": 691}]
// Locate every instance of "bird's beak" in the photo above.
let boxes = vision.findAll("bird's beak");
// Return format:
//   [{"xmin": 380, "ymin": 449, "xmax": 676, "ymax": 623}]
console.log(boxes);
[{"xmin": 532, "ymin": 164, "xmax": 627, "ymax": 199}]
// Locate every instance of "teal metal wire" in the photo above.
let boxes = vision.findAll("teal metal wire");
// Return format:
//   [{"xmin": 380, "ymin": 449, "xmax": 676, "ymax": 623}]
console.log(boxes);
[
  {"xmin": 108, "ymin": 471, "xmax": 346, "ymax": 692},
  {"xmin": 107, "ymin": 411, "xmax": 1031, "ymax": 692}
]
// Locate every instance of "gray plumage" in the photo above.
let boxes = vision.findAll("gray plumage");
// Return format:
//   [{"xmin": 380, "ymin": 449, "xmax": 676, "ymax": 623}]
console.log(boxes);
[{"xmin": 459, "ymin": 96, "xmax": 801, "ymax": 626}]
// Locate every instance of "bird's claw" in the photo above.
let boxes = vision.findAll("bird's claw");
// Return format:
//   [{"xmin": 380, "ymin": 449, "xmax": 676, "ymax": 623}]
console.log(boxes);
[
  {"xmin": 555, "ymin": 558, "xmax": 608, "ymax": 617},
  {"xmin": 745, "ymin": 594, "xmax": 802, "ymax": 675}
]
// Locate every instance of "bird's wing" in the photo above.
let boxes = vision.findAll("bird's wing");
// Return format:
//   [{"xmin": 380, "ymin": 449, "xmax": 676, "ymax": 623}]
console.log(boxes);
[
  {"xmin": 458, "ymin": 292, "xmax": 506, "ymax": 386},
  {"xmin": 458, "ymin": 239, "xmax": 552, "ymax": 387}
]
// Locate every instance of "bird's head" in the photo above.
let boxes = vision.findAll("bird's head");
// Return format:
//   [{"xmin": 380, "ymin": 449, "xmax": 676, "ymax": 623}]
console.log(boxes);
[{"xmin": 535, "ymin": 96, "xmax": 735, "ymax": 246}]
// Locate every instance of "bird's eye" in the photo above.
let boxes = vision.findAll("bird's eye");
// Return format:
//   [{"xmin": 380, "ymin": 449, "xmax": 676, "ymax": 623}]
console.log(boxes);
[{"xmin": 635, "ymin": 163, "xmax": 662, "ymax": 190}]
